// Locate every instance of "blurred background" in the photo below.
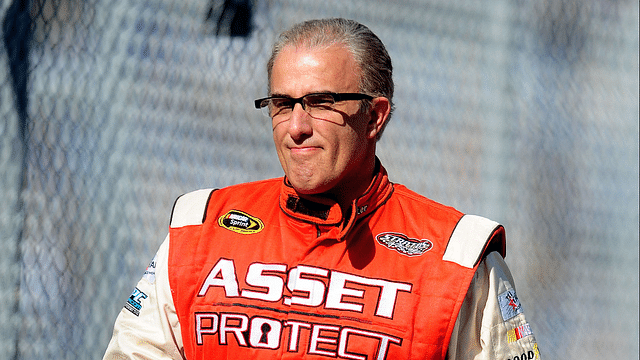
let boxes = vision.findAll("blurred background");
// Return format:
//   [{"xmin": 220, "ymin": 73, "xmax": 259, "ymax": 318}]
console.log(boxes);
[{"xmin": 0, "ymin": 0, "xmax": 637, "ymax": 358}]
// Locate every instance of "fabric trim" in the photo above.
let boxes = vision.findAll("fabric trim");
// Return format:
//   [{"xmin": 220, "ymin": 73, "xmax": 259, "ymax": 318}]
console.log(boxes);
[
  {"xmin": 169, "ymin": 189, "xmax": 214, "ymax": 228},
  {"xmin": 443, "ymin": 214, "xmax": 500, "ymax": 268}
]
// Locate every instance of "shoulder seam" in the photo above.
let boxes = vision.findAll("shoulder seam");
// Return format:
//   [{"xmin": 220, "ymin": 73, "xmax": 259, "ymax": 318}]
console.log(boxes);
[{"xmin": 391, "ymin": 185, "xmax": 464, "ymax": 218}]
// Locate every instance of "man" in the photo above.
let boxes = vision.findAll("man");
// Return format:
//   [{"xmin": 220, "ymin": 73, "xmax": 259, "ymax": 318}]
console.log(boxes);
[{"xmin": 104, "ymin": 18, "xmax": 541, "ymax": 359}]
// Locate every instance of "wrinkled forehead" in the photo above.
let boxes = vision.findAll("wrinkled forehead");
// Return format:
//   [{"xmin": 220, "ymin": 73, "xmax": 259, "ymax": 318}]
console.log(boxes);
[{"xmin": 269, "ymin": 43, "xmax": 362, "ymax": 93}]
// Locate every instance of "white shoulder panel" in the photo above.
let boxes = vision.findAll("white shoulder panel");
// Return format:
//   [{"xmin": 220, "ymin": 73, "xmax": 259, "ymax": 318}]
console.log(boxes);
[
  {"xmin": 442, "ymin": 214, "xmax": 500, "ymax": 268},
  {"xmin": 169, "ymin": 189, "xmax": 214, "ymax": 228}
]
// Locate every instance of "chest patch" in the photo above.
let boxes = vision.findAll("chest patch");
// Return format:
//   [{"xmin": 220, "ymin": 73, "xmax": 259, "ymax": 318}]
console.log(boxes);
[
  {"xmin": 376, "ymin": 232, "xmax": 433, "ymax": 256},
  {"xmin": 218, "ymin": 210, "xmax": 264, "ymax": 234}
]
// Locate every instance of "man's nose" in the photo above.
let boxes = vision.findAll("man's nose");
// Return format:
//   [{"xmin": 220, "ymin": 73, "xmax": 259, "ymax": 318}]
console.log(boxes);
[{"xmin": 287, "ymin": 102, "xmax": 313, "ymax": 139}]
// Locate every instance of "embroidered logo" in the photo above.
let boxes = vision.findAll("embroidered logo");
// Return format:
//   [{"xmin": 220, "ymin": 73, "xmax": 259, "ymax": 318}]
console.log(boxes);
[
  {"xmin": 142, "ymin": 254, "xmax": 157, "ymax": 284},
  {"xmin": 498, "ymin": 289, "xmax": 523, "ymax": 321},
  {"xmin": 376, "ymin": 232, "xmax": 433, "ymax": 256},
  {"xmin": 507, "ymin": 323, "xmax": 533, "ymax": 343},
  {"xmin": 218, "ymin": 210, "xmax": 264, "ymax": 234},
  {"xmin": 124, "ymin": 287, "xmax": 148, "ymax": 316}
]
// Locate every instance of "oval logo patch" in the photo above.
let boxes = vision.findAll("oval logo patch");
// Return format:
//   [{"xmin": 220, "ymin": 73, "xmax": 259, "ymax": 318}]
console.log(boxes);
[
  {"xmin": 218, "ymin": 210, "xmax": 264, "ymax": 234},
  {"xmin": 376, "ymin": 232, "xmax": 433, "ymax": 256}
]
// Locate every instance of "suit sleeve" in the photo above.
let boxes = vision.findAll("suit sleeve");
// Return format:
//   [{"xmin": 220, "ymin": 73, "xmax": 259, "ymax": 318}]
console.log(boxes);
[
  {"xmin": 447, "ymin": 252, "xmax": 542, "ymax": 360},
  {"xmin": 102, "ymin": 235, "xmax": 185, "ymax": 359}
]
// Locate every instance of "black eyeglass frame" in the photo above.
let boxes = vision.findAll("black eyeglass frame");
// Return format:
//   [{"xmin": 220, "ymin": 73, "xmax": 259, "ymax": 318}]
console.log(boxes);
[{"xmin": 254, "ymin": 92, "xmax": 374, "ymax": 111}]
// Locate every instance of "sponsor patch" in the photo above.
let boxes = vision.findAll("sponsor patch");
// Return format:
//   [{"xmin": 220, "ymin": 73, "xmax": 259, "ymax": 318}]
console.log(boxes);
[
  {"xmin": 507, "ymin": 344, "xmax": 540, "ymax": 360},
  {"xmin": 142, "ymin": 254, "xmax": 157, "ymax": 284},
  {"xmin": 124, "ymin": 287, "xmax": 148, "ymax": 316},
  {"xmin": 498, "ymin": 289, "xmax": 523, "ymax": 321},
  {"xmin": 376, "ymin": 232, "xmax": 433, "ymax": 256},
  {"xmin": 218, "ymin": 210, "xmax": 264, "ymax": 234},
  {"xmin": 507, "ymin": 323, "xmax": 533, "ymax": 343},
  {"xmin": 507, "ymin": 349, "xmax": 538, "ymax": 360}
]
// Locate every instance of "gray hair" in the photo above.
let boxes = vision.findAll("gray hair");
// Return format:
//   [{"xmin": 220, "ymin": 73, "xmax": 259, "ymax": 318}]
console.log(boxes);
[{"xmin": 267, "ymin": 18, "xmax": 394, "ymax": 139}]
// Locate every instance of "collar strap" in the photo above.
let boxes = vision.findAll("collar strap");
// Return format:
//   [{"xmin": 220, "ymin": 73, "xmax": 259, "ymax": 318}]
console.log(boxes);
[{"xmin": 285, "ymin": 195, "xmax": 331, "ymax": 221}]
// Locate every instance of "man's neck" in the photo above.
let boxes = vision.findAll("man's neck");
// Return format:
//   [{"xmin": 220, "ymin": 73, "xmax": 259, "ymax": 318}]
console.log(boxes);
[{"xmin": 328, "ymin": 158, "xmax": 380, "ymax": 216}]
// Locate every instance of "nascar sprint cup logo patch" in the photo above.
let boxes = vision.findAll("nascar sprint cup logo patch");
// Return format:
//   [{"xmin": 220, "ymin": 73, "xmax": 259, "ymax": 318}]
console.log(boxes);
[
  {"xmin": 218, "ymin": 210, "xmax": 264, "ymax": 234},
  {"xmin": 376, "ymin": 232, "xmax": 433, "ymax": 256}
]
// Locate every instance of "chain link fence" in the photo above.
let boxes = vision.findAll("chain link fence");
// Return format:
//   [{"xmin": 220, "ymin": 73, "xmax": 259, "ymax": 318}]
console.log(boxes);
[{"xmin": 1, "ymin": 0, "xmax": 638, "ymax": 358}]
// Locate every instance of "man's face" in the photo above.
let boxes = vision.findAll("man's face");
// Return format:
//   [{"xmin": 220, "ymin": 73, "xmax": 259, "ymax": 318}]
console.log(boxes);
[{"xmin": 270, "ymin": 44, "xmax": 376, "ymax": 198}]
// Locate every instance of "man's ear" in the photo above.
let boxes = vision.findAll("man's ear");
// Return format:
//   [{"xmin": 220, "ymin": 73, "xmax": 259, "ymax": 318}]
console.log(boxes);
[{"xmin": 367, "ymin": 97, "xmax": 391, "ymax": 140}]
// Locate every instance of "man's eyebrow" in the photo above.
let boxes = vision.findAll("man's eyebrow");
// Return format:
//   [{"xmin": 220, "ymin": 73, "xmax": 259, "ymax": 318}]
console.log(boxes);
[
  {"xmin": 268, "ymin": 91, "xmax": 337, "ymax": 99},
  {"xmin": 268, "ymin": 93, "xmax": 290, "ymax": 98}
]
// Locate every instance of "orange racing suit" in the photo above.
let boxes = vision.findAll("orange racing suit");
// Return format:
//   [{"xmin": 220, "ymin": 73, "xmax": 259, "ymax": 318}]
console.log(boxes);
[{"xmin": 103, "ymin": 163, "xmax": 541, "ymax": 359}]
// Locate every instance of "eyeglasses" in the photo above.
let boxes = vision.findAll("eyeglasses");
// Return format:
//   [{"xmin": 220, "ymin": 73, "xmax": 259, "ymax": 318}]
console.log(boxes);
[{"xmin": 254, "ymin": 92, "xmax": 373, "ymax": 121}]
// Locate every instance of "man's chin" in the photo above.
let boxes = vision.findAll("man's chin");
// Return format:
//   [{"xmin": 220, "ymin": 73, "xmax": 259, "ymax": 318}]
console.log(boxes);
[
  {"xmin": 291, "ymin": 184, "xmax": 325, "ymax": 196},
  {"xmin": 289, "ymin": 178, "xmax": 334, "ymax": 197}
]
